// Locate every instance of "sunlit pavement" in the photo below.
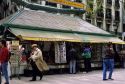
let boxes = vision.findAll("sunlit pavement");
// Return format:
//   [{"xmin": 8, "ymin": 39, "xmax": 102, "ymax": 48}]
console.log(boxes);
[{"xmin": 1, "ymin": 69, "xmax": 125, "ymax": 84}]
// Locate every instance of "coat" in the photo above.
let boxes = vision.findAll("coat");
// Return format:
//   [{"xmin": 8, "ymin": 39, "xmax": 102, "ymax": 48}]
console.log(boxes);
[{"xmin": 30, "ymin": 48, "xmax": 49, "ymax": 72}]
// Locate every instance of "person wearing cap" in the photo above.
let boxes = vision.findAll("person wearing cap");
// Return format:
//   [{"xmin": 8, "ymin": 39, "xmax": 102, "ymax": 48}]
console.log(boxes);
[{"xmin": 29, "ymin": 44, "xmax": 48, "ymax": 81}]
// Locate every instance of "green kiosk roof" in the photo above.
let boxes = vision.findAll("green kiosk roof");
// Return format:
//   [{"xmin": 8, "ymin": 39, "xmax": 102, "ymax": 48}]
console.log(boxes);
[{"xmin": 2, "ymin": 9, "xmax": 125, "ymax": 44}]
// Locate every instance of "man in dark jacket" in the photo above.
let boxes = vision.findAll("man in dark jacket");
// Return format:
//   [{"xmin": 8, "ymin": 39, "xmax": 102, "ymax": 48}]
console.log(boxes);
[
  {"xmin": 103, "ymin": 43, "xmax": 114, "ymax": 81},
  {"xmin": 68, "ymin": 46, "xmax": 77, "ymax": 74}
]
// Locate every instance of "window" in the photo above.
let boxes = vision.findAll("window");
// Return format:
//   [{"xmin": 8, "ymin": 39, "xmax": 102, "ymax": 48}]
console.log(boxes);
[
  {"xmin": 107, "ymin": 0, "xmax": 112, "ymax": 5},
  {"xmin": 106, "ymin": 9, "xmax": 111, "ymax": 19},
  {"xmin": 115, "ymin": 0, "xmax": 120, "ymax": 8},
  {"xmin": 106, "ymin": 24, "xmax": 110, "ymax": 32},
  {"xmin": 115, "ymin": 11, "xmax": 120, "ymax": 21},
  {"xmin": 97, "ymin": 22, "xmax": 102, "ymax": 28},
  {"xmin": 123, "ymin": 24, "xmax": 125, "ymax": 32}
]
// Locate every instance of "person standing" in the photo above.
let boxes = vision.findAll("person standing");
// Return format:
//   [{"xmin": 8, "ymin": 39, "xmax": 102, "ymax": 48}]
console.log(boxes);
[
  {"xmin": 68, "ymin": 46, "xmax": 77, "ymax": 74},
  {"xmin": 29, "ymin": 44, "xmax": 49, "ymax": 81},
  {"xmin": 103, "ymin": 43, "xmax": 115, "ymax": 81},
  {"xmin": 0, "ymin": 40, "xmax": 10, "ymax": 84},
  {"xmin": 82, "ymin": 44, "xmax": 92, "ymax": 73}
]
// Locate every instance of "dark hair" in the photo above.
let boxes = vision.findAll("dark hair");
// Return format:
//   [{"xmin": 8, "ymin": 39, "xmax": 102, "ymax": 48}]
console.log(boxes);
[
  {"xmin": 1, "ymin": 40, "xmax": 6, "ymax": 47},
  {"xmin": 107, "ymin": 42, "xmax": 112, "ymax": 47}
]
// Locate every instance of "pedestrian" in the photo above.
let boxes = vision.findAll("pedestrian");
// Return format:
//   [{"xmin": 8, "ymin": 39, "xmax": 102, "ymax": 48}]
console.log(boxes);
[
  {"xmin": 0, "ymin": 40, "xmax": 10, "ymax": 84},
  {"xmin": 82, "ymin": 44, "xmax": 92, "ymax": 73},
  {"xmin": 68, "ymin": 45, "xmax": 77, "ymax": 74},
  {"xmin": 103, "ymin": 43, "xmax": 115, "ymax": 81},
  {"xmin": 29, "ymin": 44, "xmax": 49, "ymax": 81},
  {"xmin": 19, "ymin": 45, "xmax": 27, "ymax": 62}
]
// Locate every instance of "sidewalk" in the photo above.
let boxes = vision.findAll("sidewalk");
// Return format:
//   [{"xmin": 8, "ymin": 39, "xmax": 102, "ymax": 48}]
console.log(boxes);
[{"xmin": 1, "ymin": 69, "xmax": 125, "ymax": 84}]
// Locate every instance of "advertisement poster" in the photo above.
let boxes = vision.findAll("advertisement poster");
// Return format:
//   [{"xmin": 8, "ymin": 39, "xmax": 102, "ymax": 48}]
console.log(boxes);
[
  {"xmin": 10, "ymin": 40, "xmax": 20, "ymax": 67},
  {"xmin": 55, "ymin": 42, "xmax": 66, "ymax": 63}
]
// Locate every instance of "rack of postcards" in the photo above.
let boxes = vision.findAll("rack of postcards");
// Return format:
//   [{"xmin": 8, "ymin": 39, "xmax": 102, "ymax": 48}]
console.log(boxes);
[{"xmin": 9, "ymin": 40, "xmax": 21, "ymax": 79}]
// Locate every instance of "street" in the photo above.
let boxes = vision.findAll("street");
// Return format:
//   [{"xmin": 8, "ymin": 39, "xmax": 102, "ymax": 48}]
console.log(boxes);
[{"xmin": 1, "ymin": 69, "xmax": 125, "ymax": 84}]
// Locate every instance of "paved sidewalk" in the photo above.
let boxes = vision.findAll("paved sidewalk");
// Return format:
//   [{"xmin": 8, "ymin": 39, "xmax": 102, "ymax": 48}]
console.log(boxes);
[{"xmin": 1, "ymin": 69, "xmax": 125, "ymax": 84}]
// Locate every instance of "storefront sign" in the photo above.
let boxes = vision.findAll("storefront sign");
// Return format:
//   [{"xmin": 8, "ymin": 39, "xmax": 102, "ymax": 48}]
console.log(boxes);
[
  {"xmin": 47, "ymin": 0, "xmax": 84, "ymax": 9},
  {"xmin": 46, "ymin": 0, "xmax": 92, "ymax": 12}
]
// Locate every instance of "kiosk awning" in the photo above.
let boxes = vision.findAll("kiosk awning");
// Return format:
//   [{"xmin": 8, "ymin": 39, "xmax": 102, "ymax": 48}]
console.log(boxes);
[
  {"xmin": 10, "ymin": 28, "xmax": 125, "ymax": 44},
  {"xmin": 10, "ymin": 28, "xmax": 82, "ymax": 42}
]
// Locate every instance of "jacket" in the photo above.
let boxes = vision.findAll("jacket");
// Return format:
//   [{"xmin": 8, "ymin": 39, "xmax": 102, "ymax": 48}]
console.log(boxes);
[
  {"xmin": 0, "ymin": 47, "xmax": 9, "ymax": 63},
  {"xmin": 30, "ymin": 48, "xmax": 49, "ymax": 72}
]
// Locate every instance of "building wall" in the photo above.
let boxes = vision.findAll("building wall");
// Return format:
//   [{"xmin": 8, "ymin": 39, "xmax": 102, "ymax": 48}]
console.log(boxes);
[
  {"xmin": 0, "ymin": 0, "xmax": 124, "ymax": 35},
  {"xmin": 0, "ymin": 0, "xmax": 18, "ymax": 20},
  {"xmin": 28, "ymin": 0, "xmax": 124, "ymax": 36}
]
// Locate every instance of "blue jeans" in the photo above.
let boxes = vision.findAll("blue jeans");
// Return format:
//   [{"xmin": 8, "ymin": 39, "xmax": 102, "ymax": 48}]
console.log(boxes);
[
  {"xmin": 69, "ymin": 60, "xmax": 76, "ymax": 74},
  {"xmin": 103, "ymin": 59, "xmax": 114, "ymax": 80},
  {"xmin": 1, "ymin": 62, "xmax": 9, "ymax": 84}
]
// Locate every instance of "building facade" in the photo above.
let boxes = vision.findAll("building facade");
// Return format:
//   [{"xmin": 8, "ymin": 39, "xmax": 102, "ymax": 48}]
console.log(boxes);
[
  {"xmin": 26, "ymin": 0, "xmax": 124, "ymax": 37},
  {"xmin": 0, "ymin": 0, "xmax": 17, "ymax": 20}
]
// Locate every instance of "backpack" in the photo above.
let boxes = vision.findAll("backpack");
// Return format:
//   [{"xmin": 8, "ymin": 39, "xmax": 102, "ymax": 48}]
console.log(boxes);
[{"xmin": 82, "ymin": 48, "xmax": 91, "ymax": 58}]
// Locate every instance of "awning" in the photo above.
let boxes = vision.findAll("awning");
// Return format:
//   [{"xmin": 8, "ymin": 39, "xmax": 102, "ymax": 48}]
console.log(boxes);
[
  {"xmin": 75, "ymin": 34, "xmax": 125, "ymax": 44},
  {"xmin": 9, "ymin": 28, "xmax": 125, "ymax": 44},
  {"xmin": 10, "ymin": 28, "xmax": 82, "ymax": 42}
]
